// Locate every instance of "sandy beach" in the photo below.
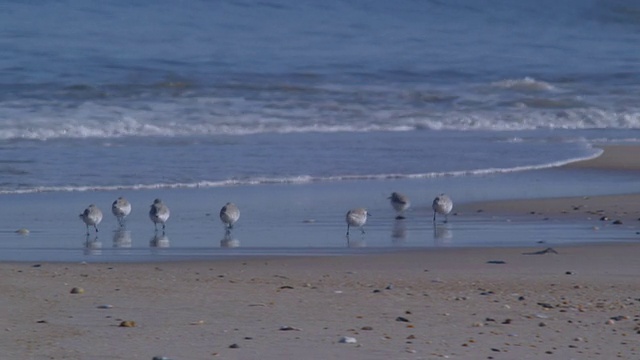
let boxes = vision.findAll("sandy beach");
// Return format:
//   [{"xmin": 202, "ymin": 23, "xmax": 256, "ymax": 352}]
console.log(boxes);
[
  {"xmin": 2, "ymin": 245, "xmax": 640, "ymax": 360},
  {"xmin": 2, "ymin": 145, "xmax": 640, "ymax": 359}
]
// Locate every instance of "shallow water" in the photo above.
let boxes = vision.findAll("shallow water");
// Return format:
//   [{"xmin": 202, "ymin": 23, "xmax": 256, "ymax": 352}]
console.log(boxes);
[{"xmin": 1, "ymin": 167, "xmax": 638, "ymax": 262}]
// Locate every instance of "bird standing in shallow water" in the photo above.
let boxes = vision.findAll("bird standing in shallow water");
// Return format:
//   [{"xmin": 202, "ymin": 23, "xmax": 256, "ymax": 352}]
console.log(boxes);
[
  {"xmin": 220, "ymin": 202, "xmax": 240, "ymax": 231},
  {"xmin": 80, "ymin": 204, "xmax": 103, "ymax": 235},
  {"xmin": 346, "ymin": 208, "xmax": 369, "ymax": 236},
  {"xmin": 111, "ymin": 197, "xmax": 131, "ymax": 227},
  {"xmin": 388, "ymin": 192, "xmax": 410, "ymax": 219},
  {"xmin": 432, "ymin": 194, "xmax": 453, "ymax": 223},
  {"xmin": 149, "ymin": 199, "xmax": 170, "ymax": 232}
]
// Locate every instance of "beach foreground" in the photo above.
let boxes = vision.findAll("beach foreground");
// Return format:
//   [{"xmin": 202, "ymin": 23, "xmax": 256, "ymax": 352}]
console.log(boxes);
[{"xmin": 2, "ymin": 244, "xmax": 640, "ymax": 360}]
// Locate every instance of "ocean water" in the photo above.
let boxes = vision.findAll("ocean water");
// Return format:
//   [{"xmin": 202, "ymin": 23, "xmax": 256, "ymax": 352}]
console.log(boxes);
[{"xmin": 1, "ymin": 0, "xmax": 640, "ymax": 261}]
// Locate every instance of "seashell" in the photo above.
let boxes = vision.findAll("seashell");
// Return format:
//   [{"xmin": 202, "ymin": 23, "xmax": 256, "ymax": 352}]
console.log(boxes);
[
  {"xmin": 279, "ymin": 325, "xmax": 301, "ymax": 331},
  {"xmin": 119, "ymin": 320, "xmax": 136, "ymax": 327},
  {"xmin": 15, "ymin": 228, "xmax": 30, "ymax": 235},
  {"xmin": 70, "ymin": 287, "xmax": 84, "ymax": 294},
  {"xmin": 339, "ymin": 336, "xmax": 357, "ymax": 344}
]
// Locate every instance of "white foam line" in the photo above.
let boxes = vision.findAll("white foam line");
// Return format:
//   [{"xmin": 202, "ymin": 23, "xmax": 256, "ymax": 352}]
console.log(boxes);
[{"xmin": 0, "ymin": 151, "xmax": 603, "ymax": 196}]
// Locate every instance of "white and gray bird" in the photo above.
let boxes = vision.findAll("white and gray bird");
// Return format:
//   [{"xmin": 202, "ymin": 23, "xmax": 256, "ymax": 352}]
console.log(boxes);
[
  {"xmin": 219, "ymin": 202, "xmax": 240, "ymax": 230},
  {"xmin": 345, "ymin": 208, "xmax": 369, "ymax": 236},
  {"xmin": 149, "ymin": 198, "xmax": 170, "ymax": 232},
  {"xmin": 111, "ymin": 197, "xmax": 131, "ymax": 227},
  {"xmin": 432, "ymin": 194, "xmax": 453, "ymax": 223},
  {"xmin": 388, "ymin": 192, "xmax": 410, "ymax": 219},
  {"xmin": 79, "ymin": 204, "xmax": 103, "ymax": 235}
]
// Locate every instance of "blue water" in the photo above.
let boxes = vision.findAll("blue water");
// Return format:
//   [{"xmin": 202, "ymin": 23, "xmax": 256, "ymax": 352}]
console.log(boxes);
[
  {"xmin": 1, "ymin": 0, "xmax": 640, "ymax": 192},
  {"xmin": 1, "ymin": 0, "xmax": 639, "ymax": 261}
]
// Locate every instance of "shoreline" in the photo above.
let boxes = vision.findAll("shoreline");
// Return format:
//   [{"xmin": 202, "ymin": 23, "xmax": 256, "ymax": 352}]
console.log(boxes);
[{"xmin": 455, "ymin": 144, "xmax": 640, "ymax": 223}]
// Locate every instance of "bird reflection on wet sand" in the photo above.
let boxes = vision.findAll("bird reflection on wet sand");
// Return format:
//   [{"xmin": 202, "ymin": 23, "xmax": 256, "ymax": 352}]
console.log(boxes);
[
  {"xmin": 83, "ymin": 234, "xmax": 102, "ymax": 256},
  {"xmin": 391, "ymin": 219, "xmax": 407, "ymax": 243},
  {"xmin": 433, "ymin": 223, "xmax": 453, "ymax": 246},
  {"xmin": 150, "ymin": 232, "xmax": 170, "ymax": 248},
  {"xmin": 220, "ymin": 232, "xmax": 240, "ymax": 248},
  {"xmin": 112, "ymin": 229, "xmax": 132, "ymax": 248}
]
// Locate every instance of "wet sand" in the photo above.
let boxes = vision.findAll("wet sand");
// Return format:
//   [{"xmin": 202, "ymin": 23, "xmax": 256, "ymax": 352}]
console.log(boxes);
[
  {"xmin": 2, "ymin": 145, "xmax": 640, "ymax": 359},
  {"xmin": 456, "ymin": 145, "xmax": 640, "ymax": 224}
]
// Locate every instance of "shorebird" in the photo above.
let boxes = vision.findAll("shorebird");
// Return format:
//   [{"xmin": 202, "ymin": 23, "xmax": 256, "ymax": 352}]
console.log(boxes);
[
  {"xmin": 111, "ymin": 196, "xmax": 131, "ymax": 227},
  {"xmin": 219, "ymin": 202, "xmax": 240, "ymax": 230},
  {"xmin": 346, "ymin": 208, "xmax": 369, "ymax": 236},
  {"xmin": 149, "ymin": 198, "xmax": 170, "ymax": 232},
  {"xmin": 388, "ymin": 192, "xmax": 410, "ymax": 219},
  {"xmin": 432, "ymin": 193, "xmax": 453, "ymax": 223},
  {"xmin": 79, "ymin": 204, "xmax": 103, "ymax": 235}
]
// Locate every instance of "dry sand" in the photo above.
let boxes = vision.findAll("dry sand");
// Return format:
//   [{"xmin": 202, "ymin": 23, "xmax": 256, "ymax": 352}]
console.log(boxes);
[
  {"xmin": 2, "ymin": 246, "xmax": 640, "ymax": 360},
  {"xmin": 2, "ymin": 145, "xmax": 640, "ymax": 360}
]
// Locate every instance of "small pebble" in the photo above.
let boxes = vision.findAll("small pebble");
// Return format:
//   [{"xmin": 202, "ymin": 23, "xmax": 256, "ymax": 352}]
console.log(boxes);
[
  {"xmin": 15, "ymin": 228, "xmax": 30, "ymax": 235},
  {"xmin": 229, "ymin": 344, "xmax": 240, "ymax": 349},
  {"xmin": 119, "ymin": 320, "xmax": 136, "ymax": 327},
  {"xmin": 339, "ymin": 336, "xmax": 357, "ymax": 344},
  {"xmin": 70, "ymin": 287, "xmax": 84, "ymax": 294},
  {"xmin": 396, "ymin": 316, "xmax": 410, "ymax": 322},
  {"xmin": 612, "ymin": 220, "xmax": 623, "ymax": 225},
  {"xmin": 152, "ymin": 357, "xmax": 172, "ymax": 360},
  {"xmin": 361, "ymin": 326, "xmax": 373, "ymax": 331},
  {"xmin": 96, "ymin": 304, "xmax": 113, "ymax": 309}
]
